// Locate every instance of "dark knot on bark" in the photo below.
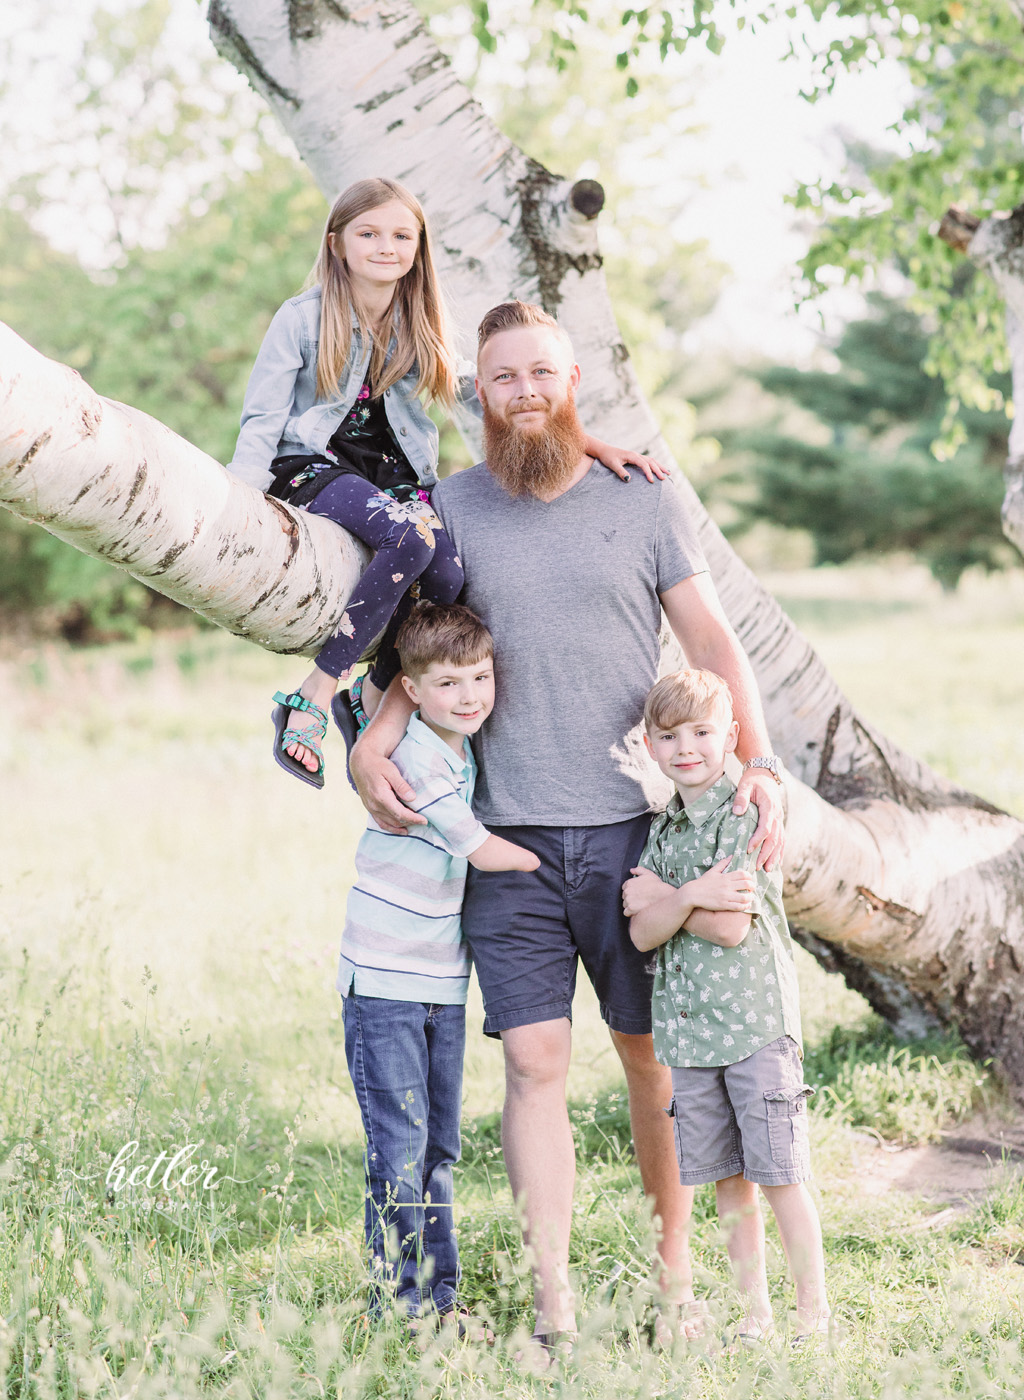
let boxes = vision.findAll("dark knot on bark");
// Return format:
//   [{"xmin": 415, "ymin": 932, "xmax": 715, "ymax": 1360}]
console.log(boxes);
[
  {"xmin": 569, "ymin": 179, "xmax": 605, "ymax": 220},
  {"xmin": 938, "ymin": 205, "xmax": 982, "ymax": 254}
]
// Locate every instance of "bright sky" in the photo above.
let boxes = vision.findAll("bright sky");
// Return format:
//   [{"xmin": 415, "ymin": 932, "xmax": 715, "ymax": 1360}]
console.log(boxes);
[
  {"xmin": 667, "ymin": 20, "xmax": 912, "ymax": 359},
  {"xmin": 1, "ymin": 1, "xmax": 912, "ymax": 363}
]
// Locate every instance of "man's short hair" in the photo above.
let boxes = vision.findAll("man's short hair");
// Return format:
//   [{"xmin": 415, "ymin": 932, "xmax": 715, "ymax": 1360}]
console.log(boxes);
[
  {"xmin": 644, "ymin": 669, "xmax": 734, "ymax": 732},
  {"xmin": 477, "ymin": 300, "xmax": 574, "ymax": 358},
  {"xmin": 396, "ymin": 602, "xmax": 494, "ymax": 680}
]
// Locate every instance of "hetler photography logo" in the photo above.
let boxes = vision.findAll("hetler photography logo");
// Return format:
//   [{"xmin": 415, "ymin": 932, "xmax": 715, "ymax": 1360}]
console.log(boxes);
[{"xmin": 89, "ymin": 1140, "xmax": 256, "ymax": 1200}]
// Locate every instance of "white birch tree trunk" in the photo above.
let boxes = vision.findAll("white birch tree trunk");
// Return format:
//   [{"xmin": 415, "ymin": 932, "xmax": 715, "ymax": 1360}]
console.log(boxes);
[
  {"xmin": 0, "ymin": 323, "xmax": 368, "ymax": 653},
  {"xmin": 1, "ymin": 0, "xmax": 1022, "ymax": 1087},
  {"xmin": 948, "ymin": 207, "xmax": 1024, "ymax": 557}
]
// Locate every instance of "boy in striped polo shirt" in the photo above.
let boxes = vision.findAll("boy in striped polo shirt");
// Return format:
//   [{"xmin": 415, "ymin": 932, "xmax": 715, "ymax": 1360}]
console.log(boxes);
[{"xmin": 338, "ymin": 602, "xmax": 539, "ymax": 1330}]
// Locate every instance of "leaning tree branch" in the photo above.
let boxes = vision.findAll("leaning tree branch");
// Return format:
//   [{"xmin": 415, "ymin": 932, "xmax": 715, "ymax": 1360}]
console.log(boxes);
[{"xmin": 0, "ymin": 322, "xmax": 368, "ymax": 654}]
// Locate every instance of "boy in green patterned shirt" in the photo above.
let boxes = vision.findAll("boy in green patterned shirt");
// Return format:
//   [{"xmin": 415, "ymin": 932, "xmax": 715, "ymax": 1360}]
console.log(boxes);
[{"xmin": 623, "ymin": 669, "xmax": 830, "ymax": 1345}]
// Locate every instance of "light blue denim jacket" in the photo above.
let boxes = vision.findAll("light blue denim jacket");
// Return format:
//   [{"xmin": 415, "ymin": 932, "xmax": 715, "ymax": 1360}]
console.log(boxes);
[{"xmin": 227, "ymin": 285, "xmax": 477, "ymax": 493}]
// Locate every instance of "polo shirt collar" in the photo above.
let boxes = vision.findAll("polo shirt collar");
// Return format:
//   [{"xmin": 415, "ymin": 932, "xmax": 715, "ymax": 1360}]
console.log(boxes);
[
  {"xmin": 407, "ymin": 711, "xmax": 473, "ymax": 773},
  {"xmin": 665, "ymin": 773, "xmax": 736, "ymax": 831}
]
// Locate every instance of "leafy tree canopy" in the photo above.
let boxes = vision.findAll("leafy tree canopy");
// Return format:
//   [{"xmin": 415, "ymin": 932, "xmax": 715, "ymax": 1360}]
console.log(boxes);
[{"xmin": 465, "ymin": 1, "xmax": 1024, "ymax": 445}]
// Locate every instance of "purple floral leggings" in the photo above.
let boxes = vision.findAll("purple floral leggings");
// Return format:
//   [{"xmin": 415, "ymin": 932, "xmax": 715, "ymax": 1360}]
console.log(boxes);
[{"xmin": 305, "ymin": 473, "xmax": 464, "ymax": 689}]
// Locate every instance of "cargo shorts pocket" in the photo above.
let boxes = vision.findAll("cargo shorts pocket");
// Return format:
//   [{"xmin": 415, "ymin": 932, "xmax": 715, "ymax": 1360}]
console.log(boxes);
[
  {"xmin": 764, "ymin": 1086, "xmax": 814, "ymax": 1173},
  {"xmin": 666, "ymin": 1096, "xmax": 686, "ymax": 1167}
]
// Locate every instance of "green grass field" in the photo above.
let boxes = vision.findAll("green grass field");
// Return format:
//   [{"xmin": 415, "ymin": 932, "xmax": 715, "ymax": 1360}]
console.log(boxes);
[{"xmin": 1, "ymin": 563, "xmax": 1023, "ymax": 1397}]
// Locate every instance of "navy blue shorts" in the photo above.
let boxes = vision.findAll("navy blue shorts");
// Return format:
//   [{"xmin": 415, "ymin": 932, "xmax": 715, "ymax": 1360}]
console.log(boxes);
[{"xmin": 460, "ymin": 815, "xmax": 655, "ymax": 1038}]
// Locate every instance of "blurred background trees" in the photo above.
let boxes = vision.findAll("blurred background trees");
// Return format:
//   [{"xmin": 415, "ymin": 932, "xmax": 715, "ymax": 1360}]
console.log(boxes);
[{"xmin": 715, "ymin": 295, "xmax": 1015, "ymax": 590}]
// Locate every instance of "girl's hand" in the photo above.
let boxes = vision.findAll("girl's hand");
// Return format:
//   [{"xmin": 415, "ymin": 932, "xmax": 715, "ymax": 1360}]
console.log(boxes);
[
  {"xmin": 686, "ymin": 857, "xmax": 756, "ymax": 912},
  {"xmin": 622, "ymin": 866, "xmax": 674, "ymax": 917},
  {"xmin": 584, "ymin": 435, "xmax": 670, "ymax": 483}
]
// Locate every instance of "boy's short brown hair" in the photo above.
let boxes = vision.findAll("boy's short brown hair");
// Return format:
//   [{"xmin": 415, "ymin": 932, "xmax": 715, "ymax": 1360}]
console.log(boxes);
[
  {"xmin": 644, "ymin": 668, "xmax": 734, "ymax": 733},
  {"xmin": 477, "ymin": 300, "xmax": 574, "ymax": 357},
  {"xmin": 396, "ymin": 602, "xmax": 493, "ymax": 680}
]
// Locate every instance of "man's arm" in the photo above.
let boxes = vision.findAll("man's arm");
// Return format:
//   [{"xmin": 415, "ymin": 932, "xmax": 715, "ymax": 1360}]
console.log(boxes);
[
  {"xmin": 659, "ymin": 572, "xmax": 784, "ymax": 870},
  {"xmin": 349, "ymin": 676, "xmax": 423, "ymax": 832}
]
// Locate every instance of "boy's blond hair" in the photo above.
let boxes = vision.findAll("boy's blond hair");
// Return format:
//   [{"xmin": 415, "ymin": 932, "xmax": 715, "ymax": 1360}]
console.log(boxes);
[
  {"xmin": 396, "ymin": 603, "xmax": 493, "ymax": 681},
  {"xmin": 644, "ymin": 669, "xmax": 734, "ymax": 733}
]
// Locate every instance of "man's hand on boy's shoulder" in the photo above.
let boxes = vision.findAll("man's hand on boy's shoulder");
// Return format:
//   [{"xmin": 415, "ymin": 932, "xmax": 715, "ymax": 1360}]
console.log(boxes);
[
  {"xmin": 732, "ymin": 766, "xmax": 786, "ymax": 872},
  {"xmin": 621, "ymin": 865, "xmax": 674, "ymax": 918},
  {"xmin": 351, "ymin": 742, "xmax": 427, "ymax": 834}
]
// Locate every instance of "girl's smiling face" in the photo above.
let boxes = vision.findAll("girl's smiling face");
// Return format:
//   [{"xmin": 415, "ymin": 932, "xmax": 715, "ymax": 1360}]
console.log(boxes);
[{"xmin": 331, "ymin": 199, "xmax": 420, "ymax": 295}]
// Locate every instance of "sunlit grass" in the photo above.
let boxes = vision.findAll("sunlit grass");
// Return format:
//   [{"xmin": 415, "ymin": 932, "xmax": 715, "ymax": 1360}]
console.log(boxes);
[{"xmin": 1, "ymin": 563, "xmax": 1023, "ymax": 1395}]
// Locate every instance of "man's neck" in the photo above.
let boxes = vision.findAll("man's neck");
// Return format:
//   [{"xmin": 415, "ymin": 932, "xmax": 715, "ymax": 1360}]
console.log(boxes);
[{"xmin": 532, "ymin": 454, "xmax": 593, "ymax": 503}]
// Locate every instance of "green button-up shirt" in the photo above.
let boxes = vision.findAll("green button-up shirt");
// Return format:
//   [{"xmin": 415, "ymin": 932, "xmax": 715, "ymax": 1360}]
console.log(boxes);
[{"xmin": 639, "ymin": 774, "xmax": 802, "ymax": 1069}]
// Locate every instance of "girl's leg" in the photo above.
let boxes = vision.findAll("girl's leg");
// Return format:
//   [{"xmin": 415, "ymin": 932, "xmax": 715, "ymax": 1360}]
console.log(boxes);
[
  {"xmin": 283, "ymin": 479, "xmax": 445, "ymax": 770},
  {"xmin": 715, "ymin": 1174, "xmax": 773, "ymax": 1334},
  {"xmin": 364, "ymin": 518, "xmax": 464, "ymax": 703},
  {"xmin": 758, "ymin": 1183, "xmax": 830, "ymax": 1335}
]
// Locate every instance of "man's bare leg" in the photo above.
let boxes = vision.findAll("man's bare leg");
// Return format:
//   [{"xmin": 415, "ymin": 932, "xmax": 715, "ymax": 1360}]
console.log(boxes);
[
  {"xmin": 610, "ymin": 1031, "xmax": 695, "ymax": 1310},
  {"xmin": 501, "ymin": 1019, "xmax": 577, "ymax": 1335}
]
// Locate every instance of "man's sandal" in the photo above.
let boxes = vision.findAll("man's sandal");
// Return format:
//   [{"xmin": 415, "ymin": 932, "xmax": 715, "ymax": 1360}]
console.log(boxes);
[{"xmin": 271, "ymin": 690, "xmax": 328, "ymax": 790}]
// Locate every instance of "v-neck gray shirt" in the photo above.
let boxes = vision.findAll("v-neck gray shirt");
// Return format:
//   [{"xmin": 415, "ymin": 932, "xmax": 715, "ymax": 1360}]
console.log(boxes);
[{"xmin": 432, "ymin": 463, "xmax": 706, "ymax": 826}]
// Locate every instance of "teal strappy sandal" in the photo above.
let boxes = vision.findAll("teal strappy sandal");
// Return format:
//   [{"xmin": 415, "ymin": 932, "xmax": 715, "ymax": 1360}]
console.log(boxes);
[
  {"xmin": 271, "ymin": 690, "xmax": 328, "ymax": 790},
  {"xmin": 330, "ymin": 674, "xmax": 369, "ymax": 792}
]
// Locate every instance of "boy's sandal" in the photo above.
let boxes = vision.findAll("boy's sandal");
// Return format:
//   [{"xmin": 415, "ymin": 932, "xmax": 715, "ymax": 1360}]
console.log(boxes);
[
  {"xmin": 407, "ymin": 1305, "xmax": 494, "ymax": 1348},
  {"xmin": 790, "ymin": 1316, "xmax": 834, "ymax": 1350},
  {"xmin": 271, "ymin": 690, "xmax": 328, "ymax": 790},
  {"xmin": 440, "ymin": 1306, "xmax": 495, "ymax": 1346},
  {"xmin": 533, "ymin": 1330, "xmax": 577, "ymax": 1364},
  {"xmin": 722, "ymin": 1319, "xmax": 777, "ymax": 1353}
]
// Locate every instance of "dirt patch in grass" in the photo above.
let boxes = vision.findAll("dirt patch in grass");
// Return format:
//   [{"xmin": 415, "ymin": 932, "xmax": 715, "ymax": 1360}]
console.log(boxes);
[{"xmin": 856, "ymin": 1109, "xmax": 1024, "ymax": 1205}]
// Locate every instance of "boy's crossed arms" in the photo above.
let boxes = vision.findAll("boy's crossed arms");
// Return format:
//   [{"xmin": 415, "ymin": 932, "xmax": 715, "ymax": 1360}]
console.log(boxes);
[{"xmin": 623, "ymin": 854, "xmax": 758, "ymax": 952}]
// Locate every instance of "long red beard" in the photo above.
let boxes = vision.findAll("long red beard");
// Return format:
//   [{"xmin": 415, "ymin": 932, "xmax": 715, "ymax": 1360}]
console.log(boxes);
[{"xmin": 481, "ymin": 393, "xmax": 588, "ymax": 499}]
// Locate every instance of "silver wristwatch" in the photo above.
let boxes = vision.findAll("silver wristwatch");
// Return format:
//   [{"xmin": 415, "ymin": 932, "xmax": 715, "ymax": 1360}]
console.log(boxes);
[{"xmin": 743, "ymin": 755, "xmax": 782, "ymax": 785}]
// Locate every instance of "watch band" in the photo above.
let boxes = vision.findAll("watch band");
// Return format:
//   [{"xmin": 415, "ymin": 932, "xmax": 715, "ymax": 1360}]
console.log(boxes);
[{"xmin": 743, "ymin": 755, "xmax": 782, "ymax": 784}]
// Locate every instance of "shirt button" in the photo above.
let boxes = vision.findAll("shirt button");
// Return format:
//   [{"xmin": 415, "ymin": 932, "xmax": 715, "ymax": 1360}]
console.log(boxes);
[
  {"xmin": 674, "ymin": 963, "xmax": 681, "ymax": 972},
  {"xmin": 385, "ymin": 389, "xmax": 391, "ymax": 397},
  {"xmin": 400, "ymin": 426, "xmax": 408, "ymax": 435},
  {"xmin": 680, "ymin": 1011, "xmax": 688, "ymax": 1019}
]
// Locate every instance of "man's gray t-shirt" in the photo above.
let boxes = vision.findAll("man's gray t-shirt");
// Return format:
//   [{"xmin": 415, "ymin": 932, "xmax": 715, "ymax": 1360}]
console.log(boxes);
[{"xmin": 432, "ymin": 463, "xmax": 707, "ymax": 826}]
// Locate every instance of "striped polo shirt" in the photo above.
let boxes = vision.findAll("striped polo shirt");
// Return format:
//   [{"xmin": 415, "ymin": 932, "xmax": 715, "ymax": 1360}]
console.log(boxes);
[{"xmin": 336, "ymin": 712, "xmax": 489, "ymax": 1004}]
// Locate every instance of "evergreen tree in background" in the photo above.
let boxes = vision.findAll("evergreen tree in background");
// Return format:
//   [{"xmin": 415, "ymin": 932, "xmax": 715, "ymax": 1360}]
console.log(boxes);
[{"xmin": 724, "ymin": 296, "xmax": 1017, "ymax": 590}]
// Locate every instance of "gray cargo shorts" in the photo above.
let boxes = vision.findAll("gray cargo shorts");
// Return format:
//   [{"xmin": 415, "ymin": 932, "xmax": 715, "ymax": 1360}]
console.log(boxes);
[{"xmin": 668, "ymin": 1036, "xmax": 814, "ymax": 1186}]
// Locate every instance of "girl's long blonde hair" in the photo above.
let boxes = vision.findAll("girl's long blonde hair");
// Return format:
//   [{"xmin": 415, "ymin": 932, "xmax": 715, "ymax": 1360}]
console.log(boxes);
[{"xmin": 307, "ymin": 178, "xmax": 457, "ymax": 409}]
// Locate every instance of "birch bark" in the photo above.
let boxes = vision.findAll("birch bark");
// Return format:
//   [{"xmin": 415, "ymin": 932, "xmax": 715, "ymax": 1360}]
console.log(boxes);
[
  {"xmin": 0, "ymin": 0, "xmax": 1022, "ymax": 1086},
  {"xmin": 949, "ymin": 206, "xmax": 1024, "ymax": 558},
  {"xmin": 0, "ymin": 322, "xmax": 368, "ymax": 653}
]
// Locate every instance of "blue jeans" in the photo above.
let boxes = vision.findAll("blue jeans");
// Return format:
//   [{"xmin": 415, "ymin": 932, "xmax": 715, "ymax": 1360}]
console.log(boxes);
[{"xmin": 342, "ymin": 993, "xmax": 465, "ymax": 1316}]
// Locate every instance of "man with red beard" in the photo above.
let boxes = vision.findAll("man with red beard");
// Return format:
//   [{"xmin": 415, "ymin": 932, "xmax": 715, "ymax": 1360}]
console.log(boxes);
[{"xmin": 351, "ymin": 301, "xmax": 784, "ymax": 1356}]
